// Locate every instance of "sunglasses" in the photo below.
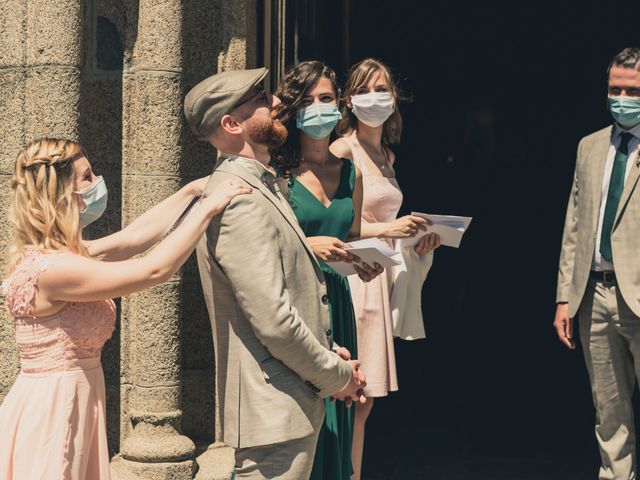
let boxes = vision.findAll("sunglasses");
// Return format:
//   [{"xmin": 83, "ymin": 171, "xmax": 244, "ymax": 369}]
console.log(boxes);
[{"xmin": 234, "ymin": 84, "xmax": 269, "ymax": 109}]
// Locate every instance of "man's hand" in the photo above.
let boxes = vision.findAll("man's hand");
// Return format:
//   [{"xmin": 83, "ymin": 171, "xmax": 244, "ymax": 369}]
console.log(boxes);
[
  {"xmin": 334, "ymin": 347, "xmax": 351, "ymax": 361},
  {"xmin": 332, "ymin": 360, "xmax": 366, "ymax": 407},
  {"xmin": 554, "ymin": 303, "xmax": 575, "ymax": 349}
]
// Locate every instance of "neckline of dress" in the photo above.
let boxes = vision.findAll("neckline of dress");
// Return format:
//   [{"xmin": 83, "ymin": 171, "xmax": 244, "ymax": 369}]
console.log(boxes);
[{"xmin": 292, "ymin": 160, "xmax": 350, "ymax": 209}]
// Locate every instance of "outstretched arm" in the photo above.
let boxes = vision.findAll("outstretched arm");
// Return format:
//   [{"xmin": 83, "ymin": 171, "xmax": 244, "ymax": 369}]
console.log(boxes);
[
  {"xmin": 38, "ymin": 180, "xmax": 250, "ymax": 306},
  {"xmin": 86, "ymin": 176, "xmax": 209, "ymax": 261}
]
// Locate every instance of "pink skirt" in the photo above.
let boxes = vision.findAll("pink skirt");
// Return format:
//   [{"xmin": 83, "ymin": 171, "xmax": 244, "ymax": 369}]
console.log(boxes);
[{"xmin": 0, "ymin": 357, "xmax": 111, "ymax": 479}]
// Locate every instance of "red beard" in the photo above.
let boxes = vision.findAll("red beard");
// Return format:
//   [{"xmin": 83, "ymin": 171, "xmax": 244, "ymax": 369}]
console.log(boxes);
[{"xmin": 245, "ymin": 117, "xmax": 288, "ymax": 148}]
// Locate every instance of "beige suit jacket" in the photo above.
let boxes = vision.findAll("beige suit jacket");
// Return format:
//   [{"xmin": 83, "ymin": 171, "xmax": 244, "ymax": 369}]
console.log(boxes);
[
  {"xmin": 558, "ymin": 125, "xmax": 640, "ymax": 318},
  {"xmin": 196, "ymin": 155, "xmax": 352, "ymax": 449}
]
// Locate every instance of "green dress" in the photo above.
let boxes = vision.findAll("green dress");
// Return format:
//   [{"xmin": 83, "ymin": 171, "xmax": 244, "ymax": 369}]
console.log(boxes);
[{"xmin": 287, "ymin": 160, "xmax": 358, "ymax": 480}]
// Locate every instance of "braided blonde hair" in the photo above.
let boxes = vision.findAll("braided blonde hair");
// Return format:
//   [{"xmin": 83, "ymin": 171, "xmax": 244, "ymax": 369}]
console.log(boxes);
[{"xmin": 9, "ymin": 138, "xmax": 88, "ymax": 269}]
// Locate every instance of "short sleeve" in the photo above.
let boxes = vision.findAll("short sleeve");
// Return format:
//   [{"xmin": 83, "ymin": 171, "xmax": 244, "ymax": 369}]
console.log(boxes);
[{"xmin": 3, "ymin": 250, "xmax": 63, "ymax": 317}]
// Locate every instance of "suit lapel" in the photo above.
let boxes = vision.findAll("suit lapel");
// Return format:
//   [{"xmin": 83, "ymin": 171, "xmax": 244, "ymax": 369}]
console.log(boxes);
[
  {"xmin": 590, "ymin": 128, "xmax": 613, "ymax": 228},
  {"xmin": 615, "ymin": 143, "xmax": 640, "ymax": 226},
  {"xmin": 215, "ymin": 158, "xmax": 322, "ymax": 271}
]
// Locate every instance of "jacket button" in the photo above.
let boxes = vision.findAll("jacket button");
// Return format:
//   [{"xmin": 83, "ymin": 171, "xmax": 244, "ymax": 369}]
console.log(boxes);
[
  {"xmin": 326, "ymin": 328, "xmax": 332, "ymax": 336},
  {"xmin": 321, "ymin": 294, "xmax": 329, "ymax": 305}
]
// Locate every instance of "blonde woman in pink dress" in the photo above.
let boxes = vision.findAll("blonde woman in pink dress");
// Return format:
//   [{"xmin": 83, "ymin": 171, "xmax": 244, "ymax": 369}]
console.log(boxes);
[
  {"xmin": 331, "ymin": 58, "xmax": 441, "ymax": 480},
  {"xmin": 0, "ymin": 138, "xmax": 251, "ymax": 479}
]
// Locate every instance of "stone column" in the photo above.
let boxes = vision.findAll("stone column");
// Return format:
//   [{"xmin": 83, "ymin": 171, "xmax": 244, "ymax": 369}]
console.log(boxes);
[
  {"xmin": 0, "ymin": 0, "xmax": 84, "ymax": 402},
  {"xmin": 112, "ymin": 0, "xmax": 196, "ymax": 478}
]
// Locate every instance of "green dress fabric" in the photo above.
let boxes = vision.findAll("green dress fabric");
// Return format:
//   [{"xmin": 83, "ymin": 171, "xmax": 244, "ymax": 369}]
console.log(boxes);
[{"xmin": 287, "ymin": 160, "xmax": 358, "ymax": 480}]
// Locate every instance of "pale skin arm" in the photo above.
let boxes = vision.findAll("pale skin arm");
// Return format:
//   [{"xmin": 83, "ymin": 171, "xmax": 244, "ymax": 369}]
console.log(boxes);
[
  {"xmin": 86, "ymin": 176, "xmax": 210, "ymax": 261},
  {"xmin": 35, "ymin": 180, "xmax": 251, "ymax": 312}
]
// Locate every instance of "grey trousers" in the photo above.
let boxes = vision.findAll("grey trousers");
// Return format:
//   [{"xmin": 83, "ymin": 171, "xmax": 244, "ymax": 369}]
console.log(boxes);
[
  {"xmin": 579, "ymin": 278, "xmax": 640, "ymax": 480},
  {"xmin": 233, "ymin": 431, "xmax": 320, "ymax": 480}
]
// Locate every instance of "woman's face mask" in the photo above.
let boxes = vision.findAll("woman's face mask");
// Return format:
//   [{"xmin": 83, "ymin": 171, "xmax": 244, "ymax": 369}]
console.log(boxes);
[
  {"xmin": 296, "ymin": 103, "xmax": 342, "ymax": 139},
  {"xmin": 75, "ymin": 176, "xmax": 108, "ymax": 227},
  {"xmin": 350, "ymin": 91, "xmax": 395, "ymax": 128}
]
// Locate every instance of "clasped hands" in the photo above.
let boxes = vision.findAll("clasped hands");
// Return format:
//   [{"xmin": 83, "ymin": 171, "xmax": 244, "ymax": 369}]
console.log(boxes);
[{"xmin": 331, "ymin": 347, "xmax": 366, "ymax": 407}]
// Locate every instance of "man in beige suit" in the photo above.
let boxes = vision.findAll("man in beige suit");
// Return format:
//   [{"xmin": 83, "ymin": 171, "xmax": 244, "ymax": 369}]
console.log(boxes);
[
  {"xmin": 555, "ymin": 47, "xmax": 640, "ymax": 479},
  {"xmin": 183, "ymin": 68, "xmax": 366, "ymax": 479}
]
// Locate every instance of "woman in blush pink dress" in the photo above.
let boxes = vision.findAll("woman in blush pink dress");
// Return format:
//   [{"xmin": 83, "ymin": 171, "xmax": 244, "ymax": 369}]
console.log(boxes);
[
  {"xmin": 331, "ymin": 59, "xmax": 441, "ymax": 480},
  {"xmin": 0, "ymin": 138, "xmax": 251, "ymax": 479}
]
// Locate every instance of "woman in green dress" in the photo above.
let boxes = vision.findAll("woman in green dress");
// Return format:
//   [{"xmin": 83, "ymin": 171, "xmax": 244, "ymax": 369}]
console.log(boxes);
[{"xmin": 273, "ymin": 61, "xmax": 383, "ymax": 480}]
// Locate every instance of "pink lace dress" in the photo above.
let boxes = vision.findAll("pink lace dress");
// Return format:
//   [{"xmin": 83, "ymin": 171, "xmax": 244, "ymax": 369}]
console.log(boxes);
[
  {"xmin": 0, "ymin": 249, "xmax": 116, "ymax": 480},
  {"xmin": 342, "ymin": 135, "xmax": 403, "ymax": 397}
]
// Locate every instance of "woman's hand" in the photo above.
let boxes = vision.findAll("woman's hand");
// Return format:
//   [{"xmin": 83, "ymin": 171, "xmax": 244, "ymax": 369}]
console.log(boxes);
[
  {"xmin": 354, "ymin": 262, "xmax": 383, "ymax": 283},
  {"xmin": 199, "ymin": 179, "xmax": 252, "ymax": 216},
  {"xmin": 184, "ymin": 176, "xmax": 210, "ymax": 197},
  {"xmin": 308, "ymin": 237, "xmax": 360, "ymax": 263},
  {"xmin": 415, "ymin": 233, "xmax": 441, "ymax": 254},
  {"xmin": 380, "ymin": 215, "xmax": 430, "ymax": 239}
]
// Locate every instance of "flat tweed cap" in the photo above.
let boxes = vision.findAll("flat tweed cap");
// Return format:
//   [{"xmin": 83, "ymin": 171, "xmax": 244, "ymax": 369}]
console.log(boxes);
[{"xmin": 184, "ymin": 67, "xmax": 268, "ymax": 139}]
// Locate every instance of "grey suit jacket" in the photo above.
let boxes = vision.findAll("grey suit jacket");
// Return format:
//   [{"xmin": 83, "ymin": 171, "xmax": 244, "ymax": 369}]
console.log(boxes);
[
  {"xmin": 557, "ymin": 125, "xmax": 640, "ymax": 317},
  {"xmin": 196, "ymin": 155, "xmax": 352, "ymax": 448}
]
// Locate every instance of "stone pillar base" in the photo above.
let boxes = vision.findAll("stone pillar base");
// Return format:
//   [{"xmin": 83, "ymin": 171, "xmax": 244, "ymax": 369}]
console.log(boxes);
[
  {"xmin": 111, "ymin": 455, "xmax": 195, "ymax": 480},
  {"xmin": 194, "ymin": 443, "xmax": 235, "ymax": 480}
]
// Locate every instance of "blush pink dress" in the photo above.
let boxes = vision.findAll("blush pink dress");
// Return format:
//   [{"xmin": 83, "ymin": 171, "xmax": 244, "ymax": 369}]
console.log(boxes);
[
  {"xmin": 343, "ymin": 135, "xmax": 403, "ymax": 397},
  {"xmin": 0, "ymin": 248, "xmax": 116, "ymax": 480}
]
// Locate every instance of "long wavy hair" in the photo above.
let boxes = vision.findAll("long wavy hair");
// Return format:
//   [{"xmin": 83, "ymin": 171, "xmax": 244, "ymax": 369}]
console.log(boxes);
[
  {"xmin": 336, "ymin": 58, "xmax": 404, "ymax": 145},
  {"xmin": 8, "ymin": 138, "xmax": 88, "ymax": 269},
  {"xmin": 271, "ymin": 60, "xmax": 341, "ymax": 178}
]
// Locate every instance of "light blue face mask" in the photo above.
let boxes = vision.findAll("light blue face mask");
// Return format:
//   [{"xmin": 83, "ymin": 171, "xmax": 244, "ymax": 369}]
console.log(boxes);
[
  {"xmin": 296, "ymin": 103, "xmax": 342, "ymax": 139},
  {"xmin": 76, "ymin": 176, "xmax": 108, "ymax": 227},
  {"xmin": 608, "ymin": 96, "xmax": 640, "ymax": 128}
]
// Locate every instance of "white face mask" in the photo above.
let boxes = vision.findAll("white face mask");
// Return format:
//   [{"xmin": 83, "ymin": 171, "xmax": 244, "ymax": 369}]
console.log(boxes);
[{"xmin": 350, "ymin": 92, "xmax": 395, "ymax": 127}]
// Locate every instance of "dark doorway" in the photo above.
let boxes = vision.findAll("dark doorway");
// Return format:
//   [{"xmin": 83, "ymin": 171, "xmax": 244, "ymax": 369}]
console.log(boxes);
[{"xmin": 288, "ymin": 0, "xmax": 640, "ymax": 478}]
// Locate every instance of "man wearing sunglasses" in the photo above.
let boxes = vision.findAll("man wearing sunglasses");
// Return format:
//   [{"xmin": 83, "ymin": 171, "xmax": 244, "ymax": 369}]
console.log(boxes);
[{"xmin": 184, "ymin": 68, "xmax": 366, "ymax": 480}]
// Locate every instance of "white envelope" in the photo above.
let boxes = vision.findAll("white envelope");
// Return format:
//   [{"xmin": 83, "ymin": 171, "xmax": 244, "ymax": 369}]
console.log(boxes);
[
  {"xmin": 329, "ymin": 238, "xmax": 402, "ymax": 276},
  {"xmin": 398, "ymin": 212, "xmax": 472, "ymax": 249}
]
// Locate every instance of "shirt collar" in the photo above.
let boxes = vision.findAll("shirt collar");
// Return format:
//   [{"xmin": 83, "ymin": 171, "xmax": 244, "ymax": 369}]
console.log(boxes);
[
  {"xmin": 614, "ymin": 122, "xmax": 640, "ymax": 141},
  {"xmin": 218, "ymin": 153, "xmax": 276, "ymax": 180}
]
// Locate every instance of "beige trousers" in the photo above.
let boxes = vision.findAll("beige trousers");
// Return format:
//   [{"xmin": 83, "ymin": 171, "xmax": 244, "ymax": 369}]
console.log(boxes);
[
  {"xmin": 579, "ymin": 278, "xmax": 640, "ymax": 480},
  {"xmin": 233, "ymin": 431, "xmax": 319, "ymax": 480}
]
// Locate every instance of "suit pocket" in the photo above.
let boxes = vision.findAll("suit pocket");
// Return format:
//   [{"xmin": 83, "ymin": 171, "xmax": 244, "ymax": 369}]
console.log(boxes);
[{"xmin": 260, "ymin": 356, "xmax": 289, "ymax": 381}]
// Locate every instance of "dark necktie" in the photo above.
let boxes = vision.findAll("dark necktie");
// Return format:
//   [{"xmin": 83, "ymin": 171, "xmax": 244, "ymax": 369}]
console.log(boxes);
[{"xmin": 600, "ymin": 132, "xmax": 634, "ymax": 262}]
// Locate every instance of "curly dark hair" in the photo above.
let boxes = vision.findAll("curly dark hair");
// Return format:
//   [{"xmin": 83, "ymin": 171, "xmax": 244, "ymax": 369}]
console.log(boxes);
[{"xmin": 271, "ymin": 61, "xmax": 341, "ymax": 178}]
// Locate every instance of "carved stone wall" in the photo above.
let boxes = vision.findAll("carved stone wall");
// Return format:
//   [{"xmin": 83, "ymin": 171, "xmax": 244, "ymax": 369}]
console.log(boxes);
[{"xmin": 0, "ymin": 1, "xmax": 258, "ymax": 478}]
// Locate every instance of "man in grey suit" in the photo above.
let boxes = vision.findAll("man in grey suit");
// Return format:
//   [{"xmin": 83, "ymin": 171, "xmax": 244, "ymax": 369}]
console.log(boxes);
[
  {"xmin": 555, "ymin": 47, "xmax": 640, "ymax": 479},
  {"xmin": 184, "ymin": 68, "xmax": 366, "ymax": 479}
]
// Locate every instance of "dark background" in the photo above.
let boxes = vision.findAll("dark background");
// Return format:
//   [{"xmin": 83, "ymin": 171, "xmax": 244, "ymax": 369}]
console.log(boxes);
[{"xmin": 292, "ymin": 0, "xmax": 640, "ymax": 478}]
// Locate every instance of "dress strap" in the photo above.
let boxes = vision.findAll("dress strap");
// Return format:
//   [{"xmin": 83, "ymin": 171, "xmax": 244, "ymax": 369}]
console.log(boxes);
[{"xmin": 342, "ymin": 135, "xmax": 369, "ymax": 174}]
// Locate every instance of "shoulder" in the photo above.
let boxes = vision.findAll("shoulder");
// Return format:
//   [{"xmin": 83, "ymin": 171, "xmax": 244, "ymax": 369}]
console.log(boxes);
[
  {"xmin": 579, "ymin": 125, "xmax": 613, "ymax": 150},
  {"xmin": 330, "ymin": 137, "xmax": 353, "ymax": 160}
]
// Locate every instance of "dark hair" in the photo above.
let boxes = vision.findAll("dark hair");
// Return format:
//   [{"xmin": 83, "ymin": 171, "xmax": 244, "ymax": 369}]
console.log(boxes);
[
  {"xmin": 336, "ymin": 58, "xmax": 404, "ymax": 145},
  {"xmin": 608, "ymin": 47, "xmax": 640, "ymax": 75},
  {"xmin": 271, "ymin": 61, "xmax": 341, "ymax": 177}
]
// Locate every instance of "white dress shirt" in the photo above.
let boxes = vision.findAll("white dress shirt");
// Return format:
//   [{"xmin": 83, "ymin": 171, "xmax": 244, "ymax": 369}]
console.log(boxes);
[{"xmin": 592, "ymin": 123, "xmax": 640, "ymax": 271}]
